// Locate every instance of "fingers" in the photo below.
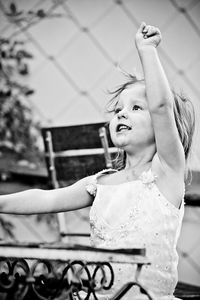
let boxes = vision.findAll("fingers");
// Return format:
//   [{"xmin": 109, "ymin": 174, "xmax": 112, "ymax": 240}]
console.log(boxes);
[
  {"xmin": 142, "ymin": 24, "xmax": 161, "ymax": 39},
  {"xmin": 136, "ymin": 22, "xmax": 162, "ymax": 48},
  {"xmin": 138, "ymin": 21, "xmax": 146, "ymax": 33}
]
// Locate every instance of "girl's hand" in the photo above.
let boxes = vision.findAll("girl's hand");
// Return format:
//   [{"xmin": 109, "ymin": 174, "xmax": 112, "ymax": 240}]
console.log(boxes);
[{"xmin": 135, "ymin": 22, "xmax": 162, "ymax": 50}]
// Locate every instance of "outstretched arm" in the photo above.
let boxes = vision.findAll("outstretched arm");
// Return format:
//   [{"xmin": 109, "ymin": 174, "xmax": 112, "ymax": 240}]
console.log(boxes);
[
  {"xmin": 135, "ymin": 22, "xmax": 185, "ymax": 172},
  {"xmin": 0, "ymin": 176, "xmax": 93, "ymax": 215}
]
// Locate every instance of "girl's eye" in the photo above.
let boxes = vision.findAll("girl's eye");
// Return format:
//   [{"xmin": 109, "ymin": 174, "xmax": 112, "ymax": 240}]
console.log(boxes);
[{"xmin": 132, "ymin": 105, "xmax": 141, "ymax": 111}]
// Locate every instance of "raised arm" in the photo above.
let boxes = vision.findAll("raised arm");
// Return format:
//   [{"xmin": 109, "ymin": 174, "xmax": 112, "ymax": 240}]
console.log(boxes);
[
  {"xmin": 0, "ymin": 176, "xmax": 93, "ymax": 215},
  {"xmin": 135, "ymin": 22, "xmax": 185, "ymax": 172}
]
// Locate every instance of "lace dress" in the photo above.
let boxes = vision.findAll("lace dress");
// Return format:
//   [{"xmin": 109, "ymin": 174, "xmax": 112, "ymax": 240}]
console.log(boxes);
[{"xmin": 86, "ymin": 169, "xmax": 184, "ymax": 300}]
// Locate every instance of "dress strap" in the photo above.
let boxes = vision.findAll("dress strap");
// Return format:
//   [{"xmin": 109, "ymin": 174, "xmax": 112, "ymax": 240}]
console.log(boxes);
[{"xmin": 86, "ymin": 169, "xmax": 116, "ymax": 197}]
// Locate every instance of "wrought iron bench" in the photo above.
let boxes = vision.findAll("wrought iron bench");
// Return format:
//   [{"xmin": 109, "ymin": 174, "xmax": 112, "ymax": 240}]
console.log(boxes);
[
  {"xmin": 0, "ymin": 242, "xmax": 200, "ymax": 300},
  {"xmin": 0, "ymin": 242, "xmax": 153, "ymax": 300}
]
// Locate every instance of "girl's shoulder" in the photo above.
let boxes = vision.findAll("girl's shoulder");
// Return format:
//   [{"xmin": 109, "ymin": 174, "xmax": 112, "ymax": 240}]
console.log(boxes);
[
  {"xmin": 86, "ymin": 169, "xmax": 117, "ymax": 197},
  {"xmin": 95, "ymin": 168, "xmax": 118, "ymax": 182}
]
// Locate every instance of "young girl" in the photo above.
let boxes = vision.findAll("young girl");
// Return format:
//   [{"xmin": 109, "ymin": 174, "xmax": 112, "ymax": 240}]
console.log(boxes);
[{"xmin": 0, "ymin": 23, "xmax": 195, "ymax": 299}]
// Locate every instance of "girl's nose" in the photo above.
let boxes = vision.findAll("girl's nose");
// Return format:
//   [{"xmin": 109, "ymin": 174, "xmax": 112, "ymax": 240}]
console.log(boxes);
[{"xmin": 117, "ymin": 109, "xmax": 128, "ymax": 119}]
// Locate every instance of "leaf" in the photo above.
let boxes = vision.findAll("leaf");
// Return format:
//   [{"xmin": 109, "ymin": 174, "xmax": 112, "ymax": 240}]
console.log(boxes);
[
  {"xmin": 0, "ymin": 217, "xmax": 15, "ymax": 239},
  {"xmin": 37, "ymin": 9, "xmax": 46, "ymax": 18},
  {"xmin": 9, "ymin": 2, "xmax": 17, "ymax": 15}
]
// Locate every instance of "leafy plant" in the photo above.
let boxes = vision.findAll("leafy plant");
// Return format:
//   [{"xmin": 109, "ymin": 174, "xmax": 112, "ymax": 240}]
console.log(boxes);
[
  {"xmin": 0, "ymin": 1, "xmax": 63, "ymax": 241},
  {"xmin": 0, "ymin": 37, "xmax": 42, "ymax": 238},
  {"xmin": 0, "ymin": 37, "xmax": 41, "ymax": 160}
]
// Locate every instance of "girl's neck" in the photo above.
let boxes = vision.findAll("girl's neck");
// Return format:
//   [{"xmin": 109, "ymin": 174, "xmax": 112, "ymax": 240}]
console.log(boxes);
[
  {"xmin": 124, "ymin": 149, "xmax": 154, "ymax": 174},
  {"xmin": 124, "ymin": 142, "xmax": 156, "ymax": 166},
  {"xmin": 118, "ymin": 158, "xmax": 152, "ymax": 182},
  {"xmin": 125, "ymin": 161, "xmax": 151, "ymax": 177}
]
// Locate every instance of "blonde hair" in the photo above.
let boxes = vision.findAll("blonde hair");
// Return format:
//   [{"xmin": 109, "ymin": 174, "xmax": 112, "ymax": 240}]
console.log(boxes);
[{"xmin": 172, "ymin": 91, "xmax": 195, "ymax": 160}]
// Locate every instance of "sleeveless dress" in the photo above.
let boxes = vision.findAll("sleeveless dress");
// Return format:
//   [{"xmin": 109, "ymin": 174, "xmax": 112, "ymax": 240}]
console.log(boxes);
[{"xmin": 86, "ymin": 169, "xmax": 184, "ymax": 300}]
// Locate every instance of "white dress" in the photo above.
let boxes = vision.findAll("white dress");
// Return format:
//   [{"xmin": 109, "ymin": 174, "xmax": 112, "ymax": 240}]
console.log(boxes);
[{"xmin": 86, "ymin": 169, "xmax": 184, "ymax": 300}]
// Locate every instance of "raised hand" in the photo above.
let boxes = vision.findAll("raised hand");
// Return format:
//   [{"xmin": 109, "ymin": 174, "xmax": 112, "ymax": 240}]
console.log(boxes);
[{"xmin": 135, "ymin": 22, "xmax": 162, "ymax": 50}]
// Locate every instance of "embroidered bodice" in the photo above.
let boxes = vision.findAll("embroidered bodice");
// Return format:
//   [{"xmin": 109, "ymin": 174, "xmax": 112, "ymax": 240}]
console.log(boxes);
[{"xmin": 86, "ymin": 169, "xmax": 184, "ymax": 299}]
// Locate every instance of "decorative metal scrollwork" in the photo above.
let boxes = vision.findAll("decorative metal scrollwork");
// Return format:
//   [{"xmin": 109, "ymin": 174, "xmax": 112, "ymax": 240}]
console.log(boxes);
[
  {"xmin": 0, "ymin": 244, "xmax": 154, "ymax": 299},
  {"xmin": 0, "ymin": 258, "xmax": 116, "ymax": 300}
]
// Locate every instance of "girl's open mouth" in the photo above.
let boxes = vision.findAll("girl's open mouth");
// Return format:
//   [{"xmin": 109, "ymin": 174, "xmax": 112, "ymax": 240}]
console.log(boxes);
[{"xmin": 116, "ymin": 124, "xmax": 132, "ymax": 132}]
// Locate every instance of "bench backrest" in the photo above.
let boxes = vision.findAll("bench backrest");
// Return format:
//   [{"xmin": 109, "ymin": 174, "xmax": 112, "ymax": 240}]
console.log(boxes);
[{"xmin": 41, "ymin": 122, "xmax": 115, "ymax": 187}]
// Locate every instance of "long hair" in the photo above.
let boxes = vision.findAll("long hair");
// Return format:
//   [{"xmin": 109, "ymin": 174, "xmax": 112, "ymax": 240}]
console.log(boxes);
[
  {"xmin": 107, "ymin": 73, "xmax": 196, "ymax": 174},
  {"xmin": 173, "ymin": 91, "xmax": 195, "ymax": 161},
  {"xmin": 172, "ymin": 91, "xmax": 195, "ymax": 181}
]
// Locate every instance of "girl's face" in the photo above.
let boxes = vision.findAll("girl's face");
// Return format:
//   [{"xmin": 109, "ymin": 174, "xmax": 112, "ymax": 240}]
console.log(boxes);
[{"xmin": 109, "ymin": 82, "xmax": 155, "ymax": 152}]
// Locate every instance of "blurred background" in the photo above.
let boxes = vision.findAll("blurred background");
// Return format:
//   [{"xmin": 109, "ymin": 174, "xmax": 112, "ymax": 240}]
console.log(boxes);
[{"xmin": 0, "ymin": 0, "xmax": 200, "ymax": 287}]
